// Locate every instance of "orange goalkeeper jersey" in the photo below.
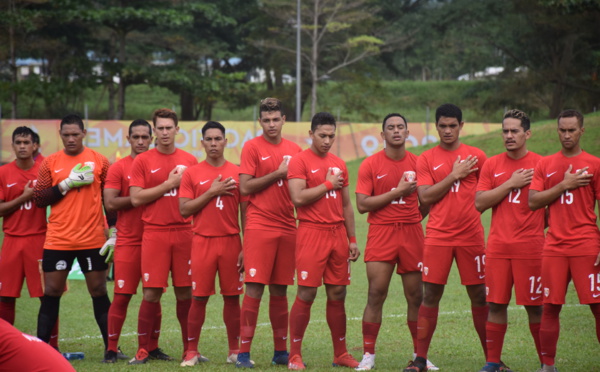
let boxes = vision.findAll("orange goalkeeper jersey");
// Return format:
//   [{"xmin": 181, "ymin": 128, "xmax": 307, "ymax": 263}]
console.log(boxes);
[{"xmin": 36, "ymin": 147, "xmax": 109, "ymax": 250}]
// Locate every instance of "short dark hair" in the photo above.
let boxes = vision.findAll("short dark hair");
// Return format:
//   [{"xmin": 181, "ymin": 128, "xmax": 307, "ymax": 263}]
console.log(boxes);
[
  {"xmin": 32, "ymin": 131, "xmax": 40, "ymax": 145},
  {"xmin": 435, "ymin": 103, "xmax": 462, "ymax": 124},
  {"xmin": 129, "ymin": 119, "xmax": 152, "ymax": 136},
  {"xmin": 311, "ymin": 112, "xmax": 336, "ymax": 132},
  {"xmin": 202, "ymin": 121, "xmax": 226, "ymax": 137},
  {"xmin": 259, "ymin": 97, "xmax": 284, "ymax": 118},
  {"xmin": 60, "ymin": 114, "xmax": 84, "ymax": 130},
  {"xmin": 152, "ymin": 108, "xmax": 178, "ymax": 127},
  {"xmin": 12, "ymin": 126, "xmax": 36, "ymax": 143},
  {"xmin": 557, "ymin": 109, "xmax": 584, "ymax": 128},
  {"xmin": 382, "ymin": 113, "xmax": 408, "ymax": 131},
  {"xmin": 503, "ymin": 109, "xmax": 531, "ymax": 131}
]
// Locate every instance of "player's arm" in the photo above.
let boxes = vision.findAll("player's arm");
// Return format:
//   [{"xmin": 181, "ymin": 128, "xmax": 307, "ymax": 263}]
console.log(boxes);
[
  {"xmin": 239, "ymin": 159, "xmax": 288, "ymax": 196},
  {"xmin": 475, "ymin": 168, "xmax": 534, "ymax": 212},
  {"xmin": 130, "ymin": 167, "xmax": 181, "ymax": 207},
  {"xmin": 418, "ymin": 155, "xmax": 479, "ymax": 206},
  {"xmin": 103, "ymin": 188, "xmax": 133, "ymax": 213},
  {"xmin": 529, "ymin": 165, "xmax": 592, "ymax": 210},
  {"xmin": 342, "ymin": 186, "xmax": 360, "ymax": 262},
  {"xmin": 179, "ymin": 175, "xmax": 237, "ymax": 218},
  {"xmin": 0, "ymin": 181, "xmax": 34, "ymax": 217},
  {"xmin": 419, "ymin": 202, "xmax": 430, "ymax": 219},
  {"xmin": 356, "ymin": 177, "xmax": 416, "ymax": 214},
  {"xmin": 289, "ymin": 168, "xmax": 344, "ymax": 207},
  {"xmin": 34, "ymin": 160, "xmax": 65, "ymax": 207}
]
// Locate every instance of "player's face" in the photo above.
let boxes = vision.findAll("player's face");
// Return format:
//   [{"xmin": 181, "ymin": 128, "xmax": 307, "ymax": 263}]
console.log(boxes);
[
  {"xmin": 557, "ymin": 116, "xmax": 584, "ymax": 151},
  {"xmin": 259, "ymin": 111, "xmax": 285, "ymax": 141},
  {"xmin": 310, "ymin": 124, "xmax": 336, "ymax": 157},
  {"xmin": 154, "ymin": 117, "xmax": 178, "ymax": 147},
  {"xmin": 435, "ymin": 116, "xmax": 463, "ymax": 146},
  {"xmin": 127, "ymin": 125, "xmax": 153, "ymax": 156},
  {"xmin": 381, "ymin": 116, "xmax": 408, "ymax": 148},
  {"xmin": 12, "ymin": 134, "xmax": 35, "ymax": 160},
  {"xmin": 502, "ymin": 117, "xmax": 530, "ymax": 152},
  {"xmin": 60, "ymin": 124, "xmax": 86, "ymax": 156},
  {"xmin": 202, "ymin": 128, "xmax": 227, "ymax": 160}
]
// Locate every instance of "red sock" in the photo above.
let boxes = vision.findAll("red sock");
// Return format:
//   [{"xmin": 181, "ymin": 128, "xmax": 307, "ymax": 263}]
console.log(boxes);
[
  {"xmin": 107, "ymin": 294, "xmax": 131, "ymax": 352},
  {"xmin": 177, "ymin": 299, "xmax": 191, "ymax": 351},
  {"xmin": 148, "ymin": 304, "xmax": 162, "ymax": 352},
  {"xmin": 49, "ymin": 317, "xmax": 59, "ymax": 349},
  {"xmin": 472, "ymin": 305, "xmax": 489, "ymax": 358},
  {"xmin": 187, "ymin": 299, "xmax": 207, "ymax": 352},
  {"xmin": 240, "ymin": 295, "xmax": 261, "ymax": 353},
  {"xmin": 269, "ymin": 295, "xmax": 289, "ymax": 352},
  {"xmin": 289, "ymin": 296, "xmax": 313, "ymax": 357},
  {"xmin": 529, "ymin": 322, "xmax": 542, "ymax": 364},
  {"xmin": 540, "ymin": 304, "xmax": 561, "ymax": 366},
  {"xmin": 0, "ymin": 301, "xmax": 15, "ymax": 324},
  {"xmin": 485, "ymin": 321, "xmax": 507, "ymax": 363},
  {"xmin": 138, "ymin": 300, "xmax": 160, "ymax": 351},
  {"xmin": 416, "ymin": 305, "xmax": 438, "ymax": 359},
  {"xmin": 407, "ymin": 320, "xmax": 417, "ymax": 354},
  {"xmin": 590, "ymin": 303, "xmax": 600, "ymax": 343},
  {"xmin": 362, "ymin": 321, "xmax": 380, "ymax": 354},
  {"xmin": 326, "ymin": 299, "xmax": 348, "ymax": 358},
  {"xmin": 223, "ymin": 296, "xmax": 241, "ymax": 353}
]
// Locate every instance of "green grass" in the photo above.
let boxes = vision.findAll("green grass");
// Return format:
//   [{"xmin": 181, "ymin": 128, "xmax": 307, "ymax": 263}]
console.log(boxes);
[{"xmin": 4, "ymin": 113, "xmax": 600, "ymax": 371}]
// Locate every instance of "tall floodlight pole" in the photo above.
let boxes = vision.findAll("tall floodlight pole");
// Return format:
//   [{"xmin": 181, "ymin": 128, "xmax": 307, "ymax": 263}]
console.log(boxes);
[{"xmin": 296, "ymin": 0, "xmax": 301, "ymax": 122}]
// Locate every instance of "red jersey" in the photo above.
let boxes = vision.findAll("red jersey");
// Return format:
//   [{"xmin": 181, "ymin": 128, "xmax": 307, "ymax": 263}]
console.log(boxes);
[
  {"xmin": 36, "ymin": 147, "xmax": 109, "ymax": 250},
  {"xmin": 129, "ymin": 148, "xmax": 197, "ymax": 228},
  {"xmin": 180, "ymin": 160, "xmax": 243, "ymax": 236},
  {"xmin": 104, "ymin": 155, "xmax": 143, "ymax": 245},
  {"xmin": 530, "ymin": 150, "xmax": 600, "ymax": 256},
  {"xmin": 0, "ymin": 319, "xmax": 76, "ymax": 372},
  {"xmin": 34, "ymin": 153, "xmax": 45, "ymax": 164},
  {"xmin": 477, "ymin": 151, "xmax": 545, "ymax": 259},
  {"xmin": 288, "ymin": 149, "xmax": 349, "ymax": 224},
  {"xmin": 356, "ymin": 150, "xmax": 421, "ymax": 225},
  {"xmin": 0, "ymin": 161, "xmax": 46, "ymax": 236},
  {"xmin": 239, "ymin": 136, "xmax": 301, "ymax": 232},
  {"xmin": 417, "ymin": 143, "xmax": 487, "ymax": 246}
]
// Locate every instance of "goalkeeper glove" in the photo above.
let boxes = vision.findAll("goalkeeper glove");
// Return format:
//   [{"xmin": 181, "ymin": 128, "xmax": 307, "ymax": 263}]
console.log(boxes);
[
  {"xmin": 59, "ymin": 163, "xmax": 94, "ymax": 193},
  {"xmin": 99, "ymin": 227, "xmax": 116, "ymax": 263}
]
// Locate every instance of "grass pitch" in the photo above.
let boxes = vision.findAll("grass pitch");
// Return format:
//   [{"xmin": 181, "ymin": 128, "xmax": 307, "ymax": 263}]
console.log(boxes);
[{"xmin": 5, "ymin": 114, "xmax": 600, "ymax": 371}]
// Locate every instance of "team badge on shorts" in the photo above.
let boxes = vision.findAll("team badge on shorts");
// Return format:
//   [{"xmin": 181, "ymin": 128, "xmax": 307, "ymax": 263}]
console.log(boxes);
[
  {"xmin": 486, "ymin": 286, "xmax": 489, "ymax": 295},
  {"xmin": 424, "ymin": 267, "xmax": 429, "ymax": 276},
  {"xmin": 56, "ymin": 260, "xmax": 67, "ymax": 271},
  {"xmin": 301, "ymin": 271, "xmax": 308, "ymax": 280},
  {"xmin": 249, "ymin": 268, "xmax": 257, "ymax": 277},
  {"xmin": 544, "ymin": 288, "xmax": 550, "ymax": 297},
  {"xmin": 0, "ymin": 283, "xmax": 2, "ymax": 291},
  {"xmin": 144, "ymin": 273, "xmax": 150, "ymax": 282},
  {"xmin": 188, "ymin": 269, "xmax": 191, "ymax": 275},
  {"xmin": 192, "ymin": 282, "xmax": 196, "ymax": 290},
  {"xmin": 118, "ymin": 280, "xmax": 125, "ymax": 288}
]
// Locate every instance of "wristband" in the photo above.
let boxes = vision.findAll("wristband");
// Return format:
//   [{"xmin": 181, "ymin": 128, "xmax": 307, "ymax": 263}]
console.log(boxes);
[
  {"xmin": 324, "ymin": 180, "xmax": 334, "ymax": 191},
  {"xmin": 349, "ymin": 236, "xmax": 357, "ymax": 244}
]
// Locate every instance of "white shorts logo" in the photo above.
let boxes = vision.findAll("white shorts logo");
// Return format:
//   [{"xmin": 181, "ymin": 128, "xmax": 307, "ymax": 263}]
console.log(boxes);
[
  {"xmin": 301, "ymin": 271, "xmax": 308, "ymax": 280},
  {"xmin": 423, "ymin": 267, "xmax": 429, "ymax": 276},
  {"xmin": 118, "ymin": 280, "xmax": 125, "ymax": 288},
  {"xmin": 192, "ymin": 282, "xmax": 196, "ymax": 290},
  {"xmin": 544, "ymin": 288, "xmax": 550, "ymax": 297},
  {"xmin": 485, "ymin": 286, "xmax": 489, "ymax": 295},
  {"xmin": 249, "ymin": 268, "xmax": 257, "ymax": 277},
  {"xmin": 188, "ymin": 269, "xmax": 191, "ymax": 275},
  {"xmin": 239, "ymin": 273, "xmax": 244, "ymax": 282},
  {"xmin": 144, "ymin": 273, "xmax": 150, "ymax": 282},
  {"xmin": 56, "ymin": 260, "xmax": 67, "ymax": 271},
  {"xmin": 0, "ymin": 283, "xmax": 2, "ymax": 291}
]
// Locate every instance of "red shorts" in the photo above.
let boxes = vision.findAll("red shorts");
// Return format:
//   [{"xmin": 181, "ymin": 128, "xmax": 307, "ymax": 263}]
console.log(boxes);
[
  {"xmin": 485, "ymin": 257, "xmax": 542, "ymax": 306},
  {"xmin": 113, "ymin": 244, "xmax": 142, "ymax": 295},
  {"xmin": 296, "ymin": 222, "xmax": 351, "ymax": 287},
  {"xmin": 0, "ymin": 234, "xmax": 44, "ymax": 298},
  {"xmin": 191, "ymin": 234, "xmax": 244, "ymax": 297},
  {"xmin": 542, "ymin": 255, "xmax": 600, "ymax": 304},
  {"xmin": 364, "ymin": 223, "xmax": 424, "ymax": 274},
  {"xmin": 243, "ymin": 228, "xmax": 296, "ymax": 286},
  {"xmin": 141, "ymin": 227, "xmax": 192, "ymax": 288},
  {"xmin": 422, "ymin": 244, "xmax": 486, "ymax": 285}
]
